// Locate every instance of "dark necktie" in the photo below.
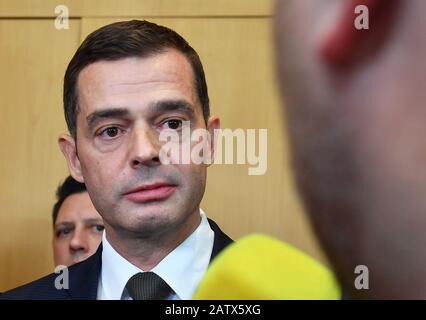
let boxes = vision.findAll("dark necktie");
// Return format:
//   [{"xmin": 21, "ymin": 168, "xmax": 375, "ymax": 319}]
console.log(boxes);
[{"xmin": 125, "ymin": 272, "xmax": 175, "ymax": 300}]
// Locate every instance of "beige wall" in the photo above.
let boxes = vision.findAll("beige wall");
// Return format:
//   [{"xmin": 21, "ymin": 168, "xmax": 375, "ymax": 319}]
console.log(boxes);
[{"xmin": 0, "ymin": 0, "xmax": 325, "ymax": 292}]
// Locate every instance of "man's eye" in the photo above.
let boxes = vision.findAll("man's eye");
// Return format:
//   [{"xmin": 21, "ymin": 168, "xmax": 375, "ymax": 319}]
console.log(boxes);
[
  {"xmin": 105, "ymin": 127, "xmax": 119, "ymax": 137},
  {"xmin": 94, "ymin": 225, "xmax": 105, "ymax": 233},
  {"xmin": 56, "ymin": 228, "xmax": 71, "ymax": 237},
  {"xmin": 99, "ymin": 127, "xmax": 121, "ymax": 138},
  {"xmin": 164, "ymin": 119, "xmax": 183, "ymax": 130}
]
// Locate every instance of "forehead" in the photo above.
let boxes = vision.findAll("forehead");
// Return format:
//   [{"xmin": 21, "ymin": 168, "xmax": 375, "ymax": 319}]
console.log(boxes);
[
  {"xmin": 76, "ymin": 49, "xmax": 198, "ymax": 117},
  {"xmin": 56, "ymin": 192, "xmax": 100, "ymax": 222}
]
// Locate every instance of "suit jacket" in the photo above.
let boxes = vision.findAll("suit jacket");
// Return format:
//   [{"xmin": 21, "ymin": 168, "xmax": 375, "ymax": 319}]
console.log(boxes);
[{"xmin": 1, "ymin": 218, "xmax": 232, "ymax": 300}]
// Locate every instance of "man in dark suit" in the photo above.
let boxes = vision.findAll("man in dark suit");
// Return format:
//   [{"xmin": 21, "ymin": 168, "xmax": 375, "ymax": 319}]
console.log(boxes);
[{"xmin": 2, "ymin": 20, "xmax": 232, "ymax": 300}]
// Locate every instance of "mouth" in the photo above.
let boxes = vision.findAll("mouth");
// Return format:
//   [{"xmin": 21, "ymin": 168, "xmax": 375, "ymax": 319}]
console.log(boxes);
[
  {"xmin": 73, "ymin": 253, "xmax": 89, "ymax": 265},
  {"xmin": 123, "ymin": 182, "xmax": 177, "ymax": 203}
]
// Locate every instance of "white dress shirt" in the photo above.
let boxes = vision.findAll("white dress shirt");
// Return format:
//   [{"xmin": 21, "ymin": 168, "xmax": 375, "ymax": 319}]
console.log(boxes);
[{"xmin": 97, "ymin": 209, "xmax": 214, "ymax": 300}]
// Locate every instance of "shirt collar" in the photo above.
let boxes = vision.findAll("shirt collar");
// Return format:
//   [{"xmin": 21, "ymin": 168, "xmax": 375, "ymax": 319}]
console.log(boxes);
[{"xmin": 99, "ymin": 209, "xmax": 214, "ymax": 300}]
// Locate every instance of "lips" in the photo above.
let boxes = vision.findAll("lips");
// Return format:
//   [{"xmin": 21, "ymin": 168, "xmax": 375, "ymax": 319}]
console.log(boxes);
[{"xmin": 123, "ymin": 183, "xmax": 177, "ymax": 203}]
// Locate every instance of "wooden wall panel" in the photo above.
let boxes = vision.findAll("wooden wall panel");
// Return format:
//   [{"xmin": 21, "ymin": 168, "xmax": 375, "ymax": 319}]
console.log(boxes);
[
  {"xmin": 0, "ymin": 19, "xmax": 80, "ymax": 291},
  {"xmin": 0, "ymin": 0, "xmax": 272, "ymax": 17}
]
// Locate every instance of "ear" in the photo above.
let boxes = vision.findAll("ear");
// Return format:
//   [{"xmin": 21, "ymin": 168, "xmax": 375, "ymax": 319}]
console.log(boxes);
[
  {"xmin": 319, "ymin": 0, "xmax": 399, "ymax": 67},
  {"xmin": 58, "ymin": 134, "xmax": 84, "ymax": 183},
  {"xmin": 206, "ymin": 116, "xmax": 220, "ymax": 167}
]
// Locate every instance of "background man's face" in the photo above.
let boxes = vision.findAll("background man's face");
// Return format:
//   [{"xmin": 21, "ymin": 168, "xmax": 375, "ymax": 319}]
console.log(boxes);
[
  {"xmin": 275, "ymin": 0, "xmax": 426, "ymax": 297},
  {"xmin": 53, "ymin": 192, "xmax": 104, "ymax": 266},
  {"xmin": 71, "ymin": 50, "xmax": 213, "ymax": 239}
]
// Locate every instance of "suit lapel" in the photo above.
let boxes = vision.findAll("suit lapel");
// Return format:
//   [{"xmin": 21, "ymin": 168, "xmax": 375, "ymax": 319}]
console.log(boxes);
[
  {"xmin": 208, "ymin": 218, "xmax": 233, "ymax": 262},
  {"xmin": 67, "ymin": 244, "xmax": 102, "ymax": 300}
]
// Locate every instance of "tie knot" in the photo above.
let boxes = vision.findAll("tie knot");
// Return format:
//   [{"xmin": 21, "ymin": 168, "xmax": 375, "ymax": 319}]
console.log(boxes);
[{"xmin": 125, "ymin": 272, "xmax": 174, "ymax": 300}]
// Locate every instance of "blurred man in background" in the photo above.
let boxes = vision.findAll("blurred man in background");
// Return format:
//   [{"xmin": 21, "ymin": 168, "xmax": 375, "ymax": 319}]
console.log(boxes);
[
  {"xmin": 52, "ymin": 176, "xmax": 104, "ymax": 267},
  {"xmin": 275, "ymin": 0, "xmax": 426, "ymax": 298}
]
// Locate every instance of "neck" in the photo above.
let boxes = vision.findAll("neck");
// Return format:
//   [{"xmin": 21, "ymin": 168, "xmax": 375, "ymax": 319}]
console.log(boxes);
[{"xmin": 104, "ymin": 210, "xmax": 201, "ymax": 271}]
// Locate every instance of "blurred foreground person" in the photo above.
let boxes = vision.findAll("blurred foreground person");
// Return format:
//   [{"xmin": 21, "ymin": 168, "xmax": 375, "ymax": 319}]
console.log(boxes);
[{"xmin": 275, "ymin": 0, "xmax": 426, "ymax": 298}]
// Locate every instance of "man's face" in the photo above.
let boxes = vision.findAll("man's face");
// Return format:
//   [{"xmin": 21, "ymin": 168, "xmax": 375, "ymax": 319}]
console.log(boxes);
[
  {"xmin": 53, "ymin": 192, "xmax": 104, "ymax": 266},
  {"xmin": 61, "ymin": 50, "xmax": 216, "ymax": 240}
]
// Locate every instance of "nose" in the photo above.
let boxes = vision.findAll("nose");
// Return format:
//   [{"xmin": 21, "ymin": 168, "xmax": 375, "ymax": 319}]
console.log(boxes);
[
  {"xmin": 129, "ymin": 124, "xmax": 161, "ymax": 169},
  {"xmin": 69, "ymin": 228, "xmax": 89, "ymax": 253}
]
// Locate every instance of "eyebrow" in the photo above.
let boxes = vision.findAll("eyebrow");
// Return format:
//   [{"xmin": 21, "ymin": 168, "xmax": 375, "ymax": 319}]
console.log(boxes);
[
  {"xmin": 147, "ymin": 100, "xmax": 195, "ymax": 117},
  {"xmin": 54, "ymin": 221, "xmax": 74, "ymax": 230},
  {"xmin": 86, "ymin": 108, "xmax": 130, "ymax": 131},
  {"xmin": 86, "ymin": 100, "xmax": 195, "ymax": 130},
  {"xmin": 83, "ymin": 218, "xmax": 104, "ymax": 225},
  {"xmin": 55, "ymin": 218, "xmax": 103, "ymax": 229}
]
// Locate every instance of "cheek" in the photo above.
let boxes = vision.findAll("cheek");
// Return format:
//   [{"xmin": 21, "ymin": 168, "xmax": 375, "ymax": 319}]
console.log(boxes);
[
  {"xmin": 88, "ymin": 233, "xmax": 103, "ymax": 247},
  {"xmin": 81, "ymin": 156, "xmax": 118, "ymax": 191},
  {"xmin": 177, "ymin": 164, "xmax": 206, "ymax": 190},
  {"xmin": 79, "ymin": 140, "xmax": 125, "ymax": 179},
  {"xmin": 53, "ymin": 241, "xmax": 69, "ymax": 256}
]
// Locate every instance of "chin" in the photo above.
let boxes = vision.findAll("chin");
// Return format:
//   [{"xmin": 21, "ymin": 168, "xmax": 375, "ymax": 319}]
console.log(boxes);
[
  {"xmin": 133, "ymin": 217, "xmax": 175, "ymax": 234},
  {"xmin": 112, "ymin": 201, "xmax": 195, "ymax": 234},
  {"xmin": 124, "ymin": 212, "xmax": 186, "ymax": 237}
]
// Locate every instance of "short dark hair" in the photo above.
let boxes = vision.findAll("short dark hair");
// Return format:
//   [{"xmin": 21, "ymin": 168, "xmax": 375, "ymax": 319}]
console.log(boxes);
[
  {"xmin": 63, "ymin": 19, "xmax": 210, "ymax": 138},
  {"xmin": 52, "ymin": 176, "xmax": 87, "ymax": 225}
]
